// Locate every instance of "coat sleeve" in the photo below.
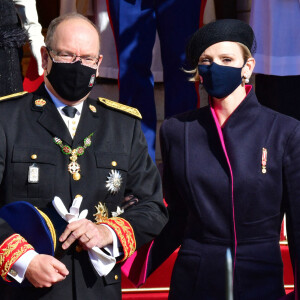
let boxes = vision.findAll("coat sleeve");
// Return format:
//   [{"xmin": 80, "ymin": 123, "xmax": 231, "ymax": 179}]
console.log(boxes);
[
  {"xmin": 145, "ymin": 120, "xmax": 189, "ymax": 276},
  {"xmin": 0, "ymin": 124, "xmax": 35, "ymax": 283},
  {"xmin": 100, "ymin": 119, "xmax": 168, "ymax": 261},
  {"xmin": 0, "ymin": 124, "xmax": 15, "ymax": 242},
  {"xmin": 283, "ymin": 123, "xmax": 300, "ymax": 294}
]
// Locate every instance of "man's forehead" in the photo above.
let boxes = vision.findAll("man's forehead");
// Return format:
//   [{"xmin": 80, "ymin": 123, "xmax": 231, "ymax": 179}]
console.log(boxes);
[
  {"xmin": 55, "ymin": 18, "xmax": 97, "ymax": 35},
  {"xmin": 52, "ymin": 19, "xmax": 100, "ymax": 54}
]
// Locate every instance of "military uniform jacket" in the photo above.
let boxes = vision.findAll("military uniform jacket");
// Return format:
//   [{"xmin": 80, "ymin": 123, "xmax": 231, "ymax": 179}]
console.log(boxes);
[
  {"xmin": 0, "ymin": 85, "xmax": 167, "ymax": 300},
  {"xmin": 152, "ymin": 86, "xmax": 300, "ymax": 299}
]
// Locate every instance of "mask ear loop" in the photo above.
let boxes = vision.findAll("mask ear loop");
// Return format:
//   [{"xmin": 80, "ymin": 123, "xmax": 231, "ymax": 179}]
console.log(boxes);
[{"xmin": 44, "ymin": 48, "xmax": 54, "ymax": 76}]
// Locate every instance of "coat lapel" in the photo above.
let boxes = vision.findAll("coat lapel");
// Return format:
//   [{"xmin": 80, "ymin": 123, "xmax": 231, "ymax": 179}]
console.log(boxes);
[
  {"xmin": 33, "ymin": 85, "xmax": 73, "ymax": 145},
  {"xmin": 32, "ymin": 86, "xmax": 100, "ymax": 147},
  {"xmin": 72, "ymin": 99, "xmax": 99, "ymax": 147}
]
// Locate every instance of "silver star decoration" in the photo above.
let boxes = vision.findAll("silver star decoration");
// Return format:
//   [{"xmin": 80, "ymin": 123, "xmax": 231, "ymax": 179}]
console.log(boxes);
[
  {"xmin": 111, "ymin": 206, "xmax": 125, "ymax": 217},
  {"xmin": 106, "ymin": 170, "xmax": 122, "ymax": 194}
]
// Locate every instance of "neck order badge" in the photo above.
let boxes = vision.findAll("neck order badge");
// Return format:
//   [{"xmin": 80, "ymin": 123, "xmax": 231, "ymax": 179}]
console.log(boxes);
[{"xmin": 53, "ymin": 133, "xmax": 94, "ymax": 180}]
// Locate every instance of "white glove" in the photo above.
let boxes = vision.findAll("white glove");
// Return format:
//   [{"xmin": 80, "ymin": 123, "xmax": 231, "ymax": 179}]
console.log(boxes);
[
  {"xmin": 13, "ymin": 0, "xmax": 45, "ymax": 76},
  {"xmin": 52, "ymin": 196, "xmax": 117, "ymax": 277}
]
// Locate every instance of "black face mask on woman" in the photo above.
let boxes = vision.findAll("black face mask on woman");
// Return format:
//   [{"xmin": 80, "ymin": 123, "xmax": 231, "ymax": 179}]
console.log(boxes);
[
  {"xmin": 198, "ymin": 62, "xmax": 243, "ymax": 99},
  {"xmin": 46, "ymin": 60, "xmax": 97, "ymax": 102}
]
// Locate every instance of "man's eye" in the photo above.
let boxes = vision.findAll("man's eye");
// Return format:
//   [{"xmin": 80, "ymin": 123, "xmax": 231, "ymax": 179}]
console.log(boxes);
[
  {"xmin": 84, "ymin": 57, "xmax": 94, "ymax": 62},
  {"xmin": 59, "ymin": 54, "xmax": 73, "ymax": 58}
]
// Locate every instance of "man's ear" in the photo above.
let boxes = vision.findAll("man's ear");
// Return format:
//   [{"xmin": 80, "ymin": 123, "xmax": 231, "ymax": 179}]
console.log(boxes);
[
  {"xmin": 41, "ymin": 46, "xmax": 49, "ymax": 70},
  {"xmin": 96, "ymin": 55, "xmax": 103, "ymax": 77}
]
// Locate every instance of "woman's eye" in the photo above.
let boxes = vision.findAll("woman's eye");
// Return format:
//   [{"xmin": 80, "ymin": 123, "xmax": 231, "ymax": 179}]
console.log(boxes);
[
  {"xmin": 199, "ymin": 58, "xmax": 210, "ymax": 64},
  {"xmin": 222, "ymin": 58, "xmax": 232, "ymax": 63}
]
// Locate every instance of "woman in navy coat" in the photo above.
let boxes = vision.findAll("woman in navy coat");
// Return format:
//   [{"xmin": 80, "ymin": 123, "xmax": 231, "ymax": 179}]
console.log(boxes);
[{"xmin": 150, "ymin": 19, "xmax": 300, "ymax": 299}]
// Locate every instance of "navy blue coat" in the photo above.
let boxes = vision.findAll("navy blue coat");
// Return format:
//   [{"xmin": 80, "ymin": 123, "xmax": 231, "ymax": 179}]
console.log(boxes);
[{"xmin": 150, "ymin": 87, "xmax": 300, "ymax": 299}]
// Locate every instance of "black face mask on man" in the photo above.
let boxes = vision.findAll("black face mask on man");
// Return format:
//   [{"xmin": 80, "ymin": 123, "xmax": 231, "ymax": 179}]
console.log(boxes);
[{"xmin": 46, "ymin": 59, "xmax": 97, "ymax": 102}]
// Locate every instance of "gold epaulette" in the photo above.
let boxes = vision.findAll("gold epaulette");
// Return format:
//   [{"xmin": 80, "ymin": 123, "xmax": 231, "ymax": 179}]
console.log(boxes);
[
  {"xmin": 99, "ymin": 97, "xmax": 142, "ymax": 119},
  {"xmin": 0, "ymin": 91, "xmax": 28, "ymax": 102}
]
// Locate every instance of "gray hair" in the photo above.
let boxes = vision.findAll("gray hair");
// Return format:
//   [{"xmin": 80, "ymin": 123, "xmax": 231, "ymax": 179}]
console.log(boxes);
[{"xmin": 45, "ymin": 13, "xmax": 101, "ymax": 53}]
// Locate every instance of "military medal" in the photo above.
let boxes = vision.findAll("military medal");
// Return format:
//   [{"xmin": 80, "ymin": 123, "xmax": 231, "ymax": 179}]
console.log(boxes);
[
  {"xmin": 53, "ymin": 133, "xmax": 94, "ymax": 181},
  {"xmin": 68, "ymin": 150, "xmax": 81, "ymax": 180},
  {"xmin": 106, "ymin": 169, "xmax": 122, "ymax": 194},
  {"xmin": 94, "ymin": 202, "xmax": 109, "ymax": 223},
  {"xmin": 111, "ymin": 206, "xmax": 124, "ymax": 217},
  {"xmin": 261, "ymin": 148, "xmax": 267, "ymax": 174}
]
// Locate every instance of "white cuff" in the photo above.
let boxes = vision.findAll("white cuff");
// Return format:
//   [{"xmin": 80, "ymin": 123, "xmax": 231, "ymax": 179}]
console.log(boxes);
[
  {"xmin": 7, "ymin": 250, "xmax": 38, "ymax": 283},
  {"xmin": 101, "ymin": 224, "xmax": 122, "ymax": 257},
  {"xmin": 87, "ymin": 225, "xmax": 123, "ymax": 277}
]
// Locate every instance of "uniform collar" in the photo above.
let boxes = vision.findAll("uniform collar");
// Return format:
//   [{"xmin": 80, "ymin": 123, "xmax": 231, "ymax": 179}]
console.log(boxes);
[
  {"xmin": 210, "ymin": 85, "xmax": 261, "ymax": 131},
  {"xmin": 44, "ymin": 85, "xmax": 84, "ymax": 115}
]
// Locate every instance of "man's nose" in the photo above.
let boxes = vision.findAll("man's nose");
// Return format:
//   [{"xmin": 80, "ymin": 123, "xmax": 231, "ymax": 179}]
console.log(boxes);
[{"xmin": 73, "ymin": 55, "xmax": 82, "ymax": 63}]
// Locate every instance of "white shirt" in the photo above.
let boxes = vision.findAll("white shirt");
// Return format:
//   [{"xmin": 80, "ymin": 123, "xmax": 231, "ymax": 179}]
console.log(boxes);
[{"xmin": 45, "ymin": 85, "xmax": 83, "ymax": 138}]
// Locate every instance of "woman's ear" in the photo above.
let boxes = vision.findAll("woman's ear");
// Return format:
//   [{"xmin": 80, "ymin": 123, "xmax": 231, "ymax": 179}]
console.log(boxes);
[{"xmin": 243, "ymin": 57, "xmax": 256, "ymax": 81}]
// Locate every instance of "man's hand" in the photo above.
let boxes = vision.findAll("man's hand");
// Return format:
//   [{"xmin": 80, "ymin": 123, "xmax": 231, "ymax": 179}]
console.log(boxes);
[
  {"xmin": 25, "ymin": 254, "xmax": 69, "ymax": 288},
  {"xmin": 59, "ymin": 219, "xmax": 113, "ymax": 250}
]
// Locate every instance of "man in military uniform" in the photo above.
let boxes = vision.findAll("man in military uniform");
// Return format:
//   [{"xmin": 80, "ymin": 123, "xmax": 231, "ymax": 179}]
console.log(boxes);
[{"xmin": 0, "ymin": 13, "xmax": 168, "ymax": 299}]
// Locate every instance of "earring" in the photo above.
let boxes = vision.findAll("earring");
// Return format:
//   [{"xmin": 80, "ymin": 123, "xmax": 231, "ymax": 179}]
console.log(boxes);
[{"xmin": 244, "ymin": 75, "xmax": 250, "ymax": 84}]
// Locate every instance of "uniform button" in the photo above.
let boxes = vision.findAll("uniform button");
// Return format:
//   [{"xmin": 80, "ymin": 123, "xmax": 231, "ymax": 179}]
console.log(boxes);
[
  {"xmin": 75, "ymin": 194, "xmax": 82, "ymax": 198},
  {"xmin": 114, "ymin": 275, "xmax": 118, "ymax": 280},
  {"xmin": 111, "ymin": 161, "xmax": 117, "ymax": 167},
  {"xmin": 31, "ymin": 154, "xmax": 37, "ymax": 160},
  {"xmin": 9, "ymin": 269, "xmax": 17, "ymax": 277},
  {"xmin": 72, "ymin": 121, "xmax": 76, "ymax": 125},
  {"xmin": 72, "ymin": 127, "xmax": 76, "ymax": 131}
]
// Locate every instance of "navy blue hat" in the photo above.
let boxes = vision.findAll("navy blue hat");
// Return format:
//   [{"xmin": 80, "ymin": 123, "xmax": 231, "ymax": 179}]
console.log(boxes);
[
  {"xmin": 0, "ymin": 201, "xmax": 69, "ymax": 263},
  {"xmin": 186, "ymin": 19, "xmax": 256, "ymax": 69},
  {"xmin": 0, "ymin": 201, "xmax": 69, "ymax": 286}
]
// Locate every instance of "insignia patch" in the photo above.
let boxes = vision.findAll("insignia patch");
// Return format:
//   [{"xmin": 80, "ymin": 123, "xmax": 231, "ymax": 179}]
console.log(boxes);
[
  {"xmin": 89, "ymin": 74, "xmax": 95, "ymax": 87},
  {"xmin": 89, "ymin": 104, "xmax": 97, "ymax": 113},
  {"xmin": 106, "ymin": 169, "xmax": 122, "ymax": 194},
  {"xmin": 28, "ymin": 163, "xmax": 39, "ymax": 183},
  {"xmin": 35, "ymin": 99, "xmax": 46, "ymax": 107},
  {"xmin": 94, "ymin": 202, "xmax": 109, "ymax": 223}
]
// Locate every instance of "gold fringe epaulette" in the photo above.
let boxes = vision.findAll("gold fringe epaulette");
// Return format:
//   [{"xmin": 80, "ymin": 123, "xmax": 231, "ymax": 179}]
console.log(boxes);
[
  {"xmin": 0, "ymin": 91, "xmax": 28, "ymax": 102},
  {"xmin": 99, "ymin": 97, "xmax": 142, "ymax": 119}
]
